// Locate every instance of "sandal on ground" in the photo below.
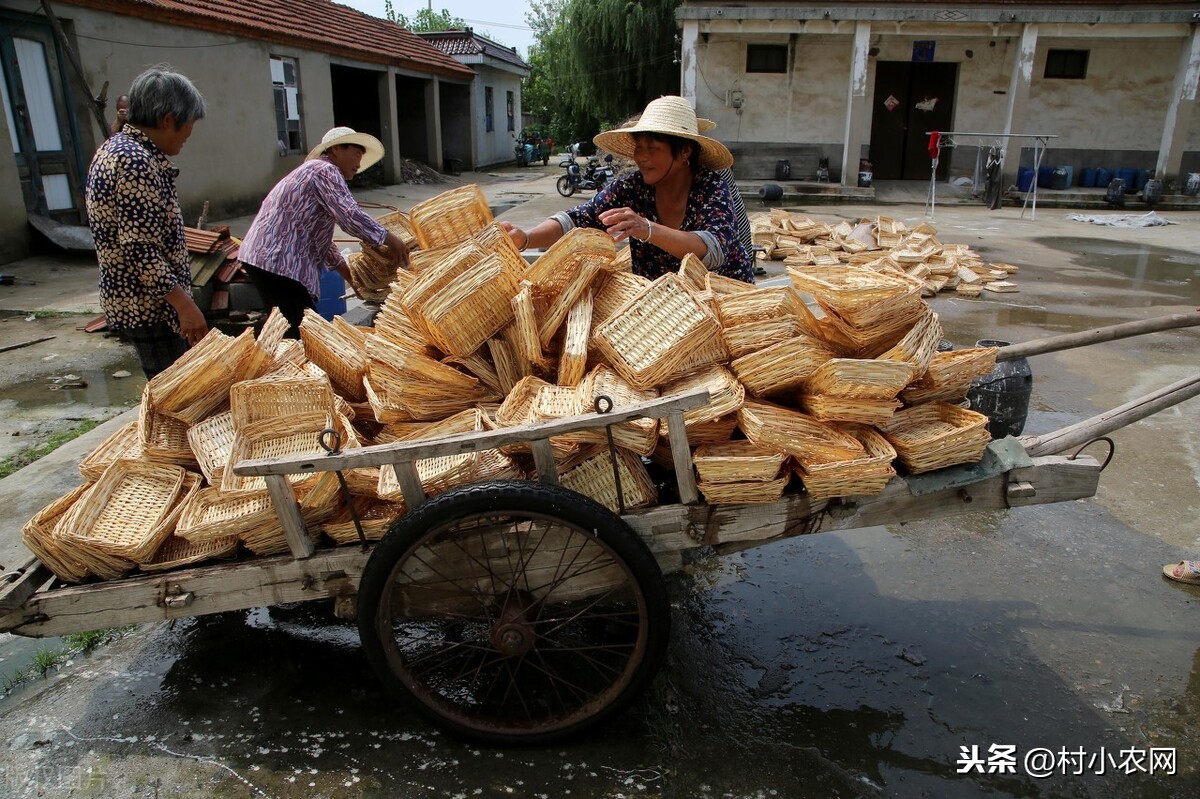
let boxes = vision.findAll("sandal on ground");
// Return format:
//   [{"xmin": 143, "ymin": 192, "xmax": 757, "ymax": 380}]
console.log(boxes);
[{"xmin": 1162, "ymin": 560, "xmax": 1200, "ymax": 585}]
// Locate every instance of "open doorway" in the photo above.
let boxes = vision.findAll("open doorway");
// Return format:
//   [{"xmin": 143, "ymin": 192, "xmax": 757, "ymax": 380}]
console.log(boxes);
[{"xmin": 868, "ymin": 61, "xmax": 957, "ymax": 181}]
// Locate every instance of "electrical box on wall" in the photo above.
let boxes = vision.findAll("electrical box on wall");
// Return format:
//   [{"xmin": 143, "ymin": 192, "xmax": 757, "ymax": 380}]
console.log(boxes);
[{"xmin": 726, "ymin": 90, "xmax": 744, "ymax": 108}]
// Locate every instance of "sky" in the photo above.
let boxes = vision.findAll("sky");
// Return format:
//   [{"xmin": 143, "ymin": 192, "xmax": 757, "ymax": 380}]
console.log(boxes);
[{"xmin": 339, "ymin": 1, "xmax": 537, "ymax": 57}]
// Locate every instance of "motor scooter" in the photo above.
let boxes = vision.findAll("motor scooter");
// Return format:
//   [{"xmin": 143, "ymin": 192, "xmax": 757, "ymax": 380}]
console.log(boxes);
[{"xmin": 557, "ymin": 155, "xmax": 614, "ymax": 197}]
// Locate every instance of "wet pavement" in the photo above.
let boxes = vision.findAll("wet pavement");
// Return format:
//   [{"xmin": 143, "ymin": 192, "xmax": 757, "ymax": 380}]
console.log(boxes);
[{"xmin": 2, "ymin": 180, "xmax": 1200, "ymax": 797}]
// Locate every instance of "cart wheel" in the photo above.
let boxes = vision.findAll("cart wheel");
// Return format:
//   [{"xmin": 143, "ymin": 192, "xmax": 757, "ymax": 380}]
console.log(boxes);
[
  {"xmin": 357, "ymin": 480, "xmax": 669, "ymax": 745},
  {"xmin": 556, "ymin": 176, "xmax": 575, "ymax": 197}
]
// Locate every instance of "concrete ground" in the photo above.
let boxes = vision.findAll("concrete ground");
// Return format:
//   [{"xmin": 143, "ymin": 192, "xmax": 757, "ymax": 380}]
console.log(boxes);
[{"xmin": 1, "ymin": 168, "xmax": 1199, "ymax": 797}]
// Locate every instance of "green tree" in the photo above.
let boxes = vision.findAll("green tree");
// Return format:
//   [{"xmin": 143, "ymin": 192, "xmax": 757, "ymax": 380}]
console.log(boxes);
[{"xmin": 384, "ymin": 3, "xmax": 466, "ymax": 32}]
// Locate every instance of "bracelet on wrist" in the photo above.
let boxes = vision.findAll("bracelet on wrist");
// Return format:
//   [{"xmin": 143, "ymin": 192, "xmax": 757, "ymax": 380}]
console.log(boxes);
[
  {"xmin": 645, "ymin": 220, "xmax": 653, "ymax": 243},
  {"xmin": 516, "ymin": 229, "xmax": 529, "ymax": 250}
]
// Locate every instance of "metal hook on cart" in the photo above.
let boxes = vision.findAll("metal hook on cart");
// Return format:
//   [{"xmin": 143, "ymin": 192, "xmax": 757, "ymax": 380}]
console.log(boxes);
[
  {"xmin": 318, "ymin": 428, "xmax": 368, "ymax": 548},
  {"xmin": 1067, "ymin": 436, "xmax": 1116, "ymax": 472},
  {"xmin": 593, "ymin": 395, "xmax": 625, "ymax": 515}
]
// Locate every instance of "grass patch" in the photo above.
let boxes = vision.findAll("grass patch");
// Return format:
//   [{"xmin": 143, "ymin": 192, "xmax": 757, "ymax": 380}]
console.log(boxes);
[
  {"xmin": 0, "ymin": 419, "xmax": 98, "ymax": 479},
  {"xmin": 2, "ymin": 627, "xmax": 134, "ymax": 695}
]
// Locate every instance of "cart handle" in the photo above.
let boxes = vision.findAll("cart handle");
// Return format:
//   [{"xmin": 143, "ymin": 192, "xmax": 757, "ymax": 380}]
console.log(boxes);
[{"xmin": 997, "ymin": 312, "xmax": 1200, "ymax": 362}]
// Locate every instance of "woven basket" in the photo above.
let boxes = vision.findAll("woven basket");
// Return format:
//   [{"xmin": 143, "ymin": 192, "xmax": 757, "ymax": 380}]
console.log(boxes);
[
  {"xmin": 796, "ymin": 425, "xmax": 897, "ymax": 500},
  {"xmin": 366, "ymin": 334, "xmax": 481, "ymax": 391},
  {"xmin": 659, "ymin": 365, "xmax": 744, "ymax": 427},
  {"xmin": 803, "ymin": 358, "xmax": 916, "ymax": 400},
  {"xmin": 722, "ymin": 317, "xmax": 805, "ymax": 359},
  {"xmin": 22, "ymin": 484, "xmax": 93, "ymax": 583},
  {"xmin": 221, "ymin": 411, "xmax": 331, "ymax": 493},
  {"xmin": 186, "ymin": 411, "xmax": 236, "ymax": 484},
  {"xmin": 510, "ymin": 282, "xmax": 547, "ymax": 368},
  {"xmin": 408, "ymin": 184, "xmax": 493, "ymax": 250},
  {"xmin": 593, "ymin": 271, "xmax": 653, "ymax": 328},
  {"xmin": 441, "ymin": 351, "xmax": 504, "ymax": 396},
  {"xmin": 798, "ymin": 394, "xmax": 902, "ymax": 426},
  {"xmin": 738, "ymin": 398, "xmax": 865, "ymax": 462},
  {"xmin": 715, "ymin": 287, "xmax": 803, "ymax": 328},
  {"xmin": 563, "ymin": 366, "xmax": 660, "ymax": 455},
  {"xmin": 377, "ymin": 409, "xmax": 523, "ymax": 499},
  {"xmin": 919, "ymin": 347, "xmax": 999, "ymax": 388},
  {"xmin": 730, "ymin": 335, "xmax": 835, "ymax": 397},
  {"xmin": 525, "ymin": 227, "xmax": 616, "ymax": 299},
  {"xmin": 559, "ymin": 448, "xmax": 657, "ymax": 513},
  {"xmin": 56, "ymin": 459, "xmax": 189, "ymax": 562},
  {"xmin": 139, "ymin": 387, "xmax": 200, "ymax": 468},
  {"xmin": 177, "ymin": 486, "xmax": 278, "ymax": 542},
  {"xmin": 538, "ymin": 257, "xmax": 603, "ymax": 348},
  {"xmin": 300, "ymin": 310, "xmax": 367, "ymax": 401},
  {"xmin": 400, "ymin": 240, "xmax": 486, "ymax": 333},
  {"xmin": 878, "ymin": 401, "xmax": 991, "ymax": 474},
  {"xmin": 322, "ymin": 499, "xmax": 405, "ymax": 545},
  {"xmin": 79, "ymin": 421, "xmax": 142, "ymax": 482},
  {"xmin": 873, "ymin": 306, "xmax": 943, "ymax": 378},
  {"xmin": 346, "ymin": 251, "xmax": 394, "ymax": 303},
  {"xmin": 149, "ymin": 329, "xmax": 263, "ymax": 425},
  {"xmin": 698, "ymin": 475, "xmax": 789, "ymax": 505},
  {"xmin": 788, "ymin": 264, "xmax": 925, "ymax": 328},
  {"xmin": 374, "ymin": 209, "xmax": 418, "ymax": 248},
  {"xmin": 706, "ymin": 272, "xmax": 755, "ymax": 297},
  {"xmin": 230, "ymin": 373, "xmax": 335, "ymax": 431},
  {"xmin": 591, "ymin": 273, "xmax": 722, "ymax": 390},
  {"xmin": 419, "ymin": 254, "xmax": 520, "ymax": 357},
  {"xmin": 558, "ymin": 289, "xmax": 593, "ymax": 387},
  {"xmin": 139, "ymin": 531, "xmax": 238, "ymax": 572},
  {"xmin": 474, "ymin": 221, "xmax": 529, "ymax": 279},
  {"xmin": 668, "ymin": 329, "xmax": 731, "ymax": 381},
  {"xmin": 676, "ymin": 253, "xmax": 710, "ymax": 294},
  {"xmin": 682, "ymin": 414, "xmax": 738, "ymax": 446},
  {"xmin": 693, "ymin": 440, "xmax": 787, "ymax": 484},
  {"xmin": 899, "ymin": 379, "xmax": 972, "ymax": 406}
]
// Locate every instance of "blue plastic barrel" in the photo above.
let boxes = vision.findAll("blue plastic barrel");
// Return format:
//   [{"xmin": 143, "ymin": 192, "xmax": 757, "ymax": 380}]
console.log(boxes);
[
  {"xmin": 1118, "ymin": 168, "xmax": 1138, "ymax": 192},
  {"xmin": 317, "ymin": 269, "xmax": 347, "ymax": 321},
  {"xmin": 1135, "ymin": 168, "xmax": 1152, "ymax": 191},
  {"xmin": 1081, "ymin": 168, "xmax": 1098, "ymax": 188},
  {"xmin": 1017, "ymin": 167, "xmax": 1035, "ymax": 192},
  {"xmin": 1037, "ymin": 166, "xmax": 1055, "ymax": 188},
  {"xmin": 1095, "ymin": 167, "xmax": 1112, "ymax": 187}
]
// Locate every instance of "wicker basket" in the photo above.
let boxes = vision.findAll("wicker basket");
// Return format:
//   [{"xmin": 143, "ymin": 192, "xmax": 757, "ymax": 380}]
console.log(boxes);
[
  {"xmin": 563, "ymin": 366, "xmax": 660, "ymax": 455},
  {"xmin": 559, "ymin": 447, "xmax": 657, "ymax": 513},
  {"xmin": 474, "ymin": 221, "xmax": 529, "ymax": 278},
  {"xmin": 558, "ymin": 289, "xmax": 593, "ymax": 387},
  {"xmin": 715, "ymin": 287, "xmax": 803, "ymax": 329},
  {"xmin": 186, "ymin": 411, "xmax": 236, "ymax": 484},
  {"xmin": 787, "ymin": 264, "xmax": 923, "ymax": 328},
  {"xmin": 873, "ymin": 306, "xmax": 943, "ymax": 377},
  {"xmin": 221, "ymin": 412, "xmax": 331, "ymax": 493},
  {"xmin": 139, "ymin": 531, "xmax": 239, "ymax": 572},
  {"xmin": 322, "ymin": 499, "xmax": 405, "ymax": 545},
  {"xmin": 730, "ymin": 335, "xmax": 835, "ymax": 397},
  {"xmin": 693, "ymin": 440, "xmax": 787, "ymax": 484},
  {"xmin": 79, "ymin": 421, "xmax": 142, "ymax": 482},
  {"xmin": 803, "ymin": 358, "xmax": 916, "ymax": 400},
  {"xmin": 524, "ymin": 227, "xmax": 615, "ymax": 299},
  {"xmin": 795, "ymin": 425, "xmax": 897, "ymax": 500},
  {"xmin": 681, "ymin": 414, "xmax": 739, "ymax": 446},
  {"xmin": 877, "ymin": 401, "xmax": 991, "ymax": 474},
  {"xmin": 697, "ymin": 474, "xmax": 789, "ymax": 504},
  {"xmin": 148, "ymin": 329, "xmax": 263, "ymax": 425},
  {"xmin": 798, "ymin": 394, "xmax": 902, "ymax": 426},
  {"xmin": 377, "ymin": 409, "xmax": 523, "ymax": 499},
  {"xmin": 139, "ymin": 387, "xmax": 200, "ymax": 468},
  {"xmin": 668, "ymin": 329, "xmax": 730, "ymax": 381},
  {"xmin": 538, "ymin": 257, "xmax": 603, "ymax": 348},
  {"xmin": 676, "ymin": 253, "xmax": 710, "ymax": 294},
  {"xmin": 706, "ymin": 272, "xmax": 755, "ymax": 297},
  {"xmin": 591, "ymin": 273, "xmax": 722, "ymax": 390},
  {"xmin": 346, "ymin": 251, "xmax": 394, "ymax": 303},
  {"xmin": 738, "ymin": 398, "xmax": 865, "ymax": 462},
  {"xmin": 593, "ymin": 271, "xmax": 653, "ymax": 328},
  {"xmin": 300, "ymin": 310, "xmax": 367, "ymax": 401},
  {"xmin": 55, "ymin": 459, "xmax": 189, "ymax": 562},
  {"xmin": 418, "ymin": 254, "xmax": 520, "ymax": 357},
  {"xmin": 919, "ymin": 346, "xmax": 999, "ymax": 388},
  {"xmin": 230, "ymin": 374, "xmax": 335, "ymax": 431},
  {"xmin": 22, "ymin": 484, "xmax": 93, "ymax": 582},
  {"xmin": 374, "ymin": 209, "xmax": 418, "ymax": 248},
  {"xmin": 510, "ymin": 282, "xmax": 547, "ymax": 368},
  {"xmin": 659, "ymin": 365, "xmax": 744, "ymax": 427},
  {"xmin": 401, "ymin": 241, "xmax": 486, "ymax": 330},
  {"xmin": 722, "ymin": 317, "xmax": 805, "ymax": 359},
  {"xmin": 408, "ymin": 184, "xmax": 493, "ymax": 250},
  {"xmin": 177, "ymin": 486, "xmax": 278, "ymax": 542}
]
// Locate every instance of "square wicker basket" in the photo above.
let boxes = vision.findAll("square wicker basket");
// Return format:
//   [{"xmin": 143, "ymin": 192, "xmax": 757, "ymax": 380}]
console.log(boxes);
[
  {"xmin": 802, "ymin": 358, "xmax": 916, "ymax": 401},
  {"xmin": 79, "ymin": 420, "xmax": 142, "ymax": 482},
  {"xmin": 408, "ymin": 184, "xmax": 494, "ymax": 250},
  {"xmin": 738, "ymin": 398, "xmax": 865, "ymax": 462},
  {"xmin": 693, "ymin": 440, "xmax": 787, "ymax": 484},
  {"xmin": 592, "ymin": 273, "xmax": 722, "ymax": 390},
  {"xmin": 559, "ymin": 448, "xmax": 657, "ymax": 513},
  {"xmin": 794, "ymin": 425, "xmax": 897, "ymax": 501},
  {"xmin": 22, "ymin": 483, "xmax": 93, "ymax": 583},
  {"xmin": 300, "ymin": 310, "xmax": 367, "ymax": 401},
  {"xmin": 787, "ymin": 264, "xmax": 924, "ymax": 328},
  {"xmin": 877, "ymin": 402, "xmax": 991, "ymax": 474},
  {"xmin": 730, "ymin": 335, "xmax": 835, "ymax": 397},
  {"xmin": 418, "ymin": 254, "xmax": 520, "ymax": 357},
  {"xmin": 221, "ymin": 412, "xmax": 332, "ymax": 493},
  {"xmin": 697, "ymin": 475, "xmax": 789, "ymax": 505}
]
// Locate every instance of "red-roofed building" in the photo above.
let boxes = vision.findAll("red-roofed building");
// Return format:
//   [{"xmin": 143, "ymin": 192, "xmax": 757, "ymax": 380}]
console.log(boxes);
[
  {"xmin": 676, "ymin": 1, "xmax": 1199, "ymax": 192},
  {"xmin": 418, "ymin": 28, "xmax": 531, "ymax": 170},
  {"xmin": 0, "ymin": 0, "xmax": 477, "ymax": 262}
]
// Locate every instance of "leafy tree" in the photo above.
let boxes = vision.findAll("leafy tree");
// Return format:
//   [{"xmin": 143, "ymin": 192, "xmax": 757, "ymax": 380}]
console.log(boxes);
[{"xmin": 384, "ymin": 3, "xmax": 466, "ymax": 32}]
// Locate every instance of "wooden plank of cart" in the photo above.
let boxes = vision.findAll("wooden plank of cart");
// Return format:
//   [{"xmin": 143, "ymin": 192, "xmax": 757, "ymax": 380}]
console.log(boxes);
[{"xmin": 2, "ymin": 319, "xmax": 1198, "ymax": 746}]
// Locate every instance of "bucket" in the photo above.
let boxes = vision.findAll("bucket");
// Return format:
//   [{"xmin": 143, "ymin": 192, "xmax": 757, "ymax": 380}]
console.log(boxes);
[
  {"xmin": 857, "ymin": 171, "xmax": 873, "ymax": 188},
  {"xmin": 758, "ymin": 183, "xmax": 784, "ymax": 201},
  {"xmin": 966, "ymin": 339, "xmax": 1033, "ymax": 439},
  {"xmin": 317, "ymin": 269, "xmax": 347, "ymax": 321},
  {"xmin": 1017, "ymin": 167, "xmax": 1035, "ymax": 192}
]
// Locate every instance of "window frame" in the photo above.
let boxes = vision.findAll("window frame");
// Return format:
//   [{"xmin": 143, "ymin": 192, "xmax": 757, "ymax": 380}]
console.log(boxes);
[
  {"xmin": 270, "ymin": 54, "xmax": 304, "ymax": 155},
  {"xmin": 485, "ymin": 86, "xmax": 495, "ymax": 132},
  {"xmin": 746, "ymin": 44, "xmax": 788, "ymax": 74},
  {"xmin": 1044, "ymin": 49, "xmax": 1089, "ymax": 80},
  {"xmin": 506, "ymin": 90, "xmax": 515, "ymax": 132}
]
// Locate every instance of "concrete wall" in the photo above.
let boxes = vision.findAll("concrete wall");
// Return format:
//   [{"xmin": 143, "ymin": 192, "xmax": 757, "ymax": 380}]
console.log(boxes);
[{"xmin": 473, "ymin": 66, "xmax": 523, "ymax": 168}]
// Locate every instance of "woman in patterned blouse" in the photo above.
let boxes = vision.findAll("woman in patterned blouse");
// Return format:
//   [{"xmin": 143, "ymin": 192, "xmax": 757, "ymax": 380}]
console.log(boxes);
[{"xmin": 503, "ymin": 96, "xmax": 753, "ymax": 283}]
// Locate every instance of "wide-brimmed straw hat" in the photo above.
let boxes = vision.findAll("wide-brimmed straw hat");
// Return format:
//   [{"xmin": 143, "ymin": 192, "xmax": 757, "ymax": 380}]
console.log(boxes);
[
  {"xmin": 593, "ymin": 96, "xmax": 733, "ymax": 171},
  {"xmin": 306, "ymin": 126, "xmax": 385, "ymax": 173}
]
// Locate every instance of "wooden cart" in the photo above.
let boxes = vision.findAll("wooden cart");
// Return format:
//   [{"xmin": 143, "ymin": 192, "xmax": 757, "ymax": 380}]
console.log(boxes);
[{"xmin": 2, "ymin": 320, "xmax": 1198, "ymax": 746}]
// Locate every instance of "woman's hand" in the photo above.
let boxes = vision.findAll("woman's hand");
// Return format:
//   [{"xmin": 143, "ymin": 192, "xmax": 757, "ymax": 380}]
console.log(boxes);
[
  {"xmin": 599, "ymin": 207, "xmax": 652, "ymax": 244},
  {"xmin": 382, "ymin": 232, "xmax": 410, "ymax": 269},
  {"xmin": 499, "ymin": 221, "xmax": 529, "ymax": 251}
]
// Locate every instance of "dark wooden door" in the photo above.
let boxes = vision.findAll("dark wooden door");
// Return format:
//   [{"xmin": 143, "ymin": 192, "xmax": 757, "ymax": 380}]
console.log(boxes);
[{"xmin": 869, "ymin": 61, "xmax": 958, "ymax": 180}]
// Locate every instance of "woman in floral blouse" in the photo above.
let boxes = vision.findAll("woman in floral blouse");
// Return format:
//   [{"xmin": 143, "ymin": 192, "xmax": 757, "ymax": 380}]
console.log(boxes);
[{"xmin": 503, "ymin": 96, "xmax": 753, "ymax": 283}]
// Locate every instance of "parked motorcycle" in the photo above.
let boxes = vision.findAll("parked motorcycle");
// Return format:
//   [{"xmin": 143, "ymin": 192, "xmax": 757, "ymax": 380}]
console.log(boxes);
[{"xmin": 556, "ymin": 155, "xmax": 615, "ymax": 197}]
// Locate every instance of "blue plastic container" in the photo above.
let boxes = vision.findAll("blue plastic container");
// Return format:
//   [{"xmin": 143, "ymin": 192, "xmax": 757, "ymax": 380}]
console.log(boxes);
[
  {"xmin": 1095, "ymin": 167, "xmax": 1112, "ymax": 187},
  {"xmin": 1118, "ymin": 168, "xmax": 1138, "ymax": 192},
  {"xmin": 1017, "ymin": 167, "xmax": 1035, "ymax": 192},
  {"xmin": 1081, "ymin": 168, "xmax": 1098, "ymax": 188},
  {"xmin": 1037, "ymin": 166, "xmax": 1055, "ymax": 189},
  {"xmin": 317, "ymin": 269, "xmax": 347, "ymax": 321},
  {"xmin": 1135, "ymin": 168, "xmax": 1152, "ymax": 191}
]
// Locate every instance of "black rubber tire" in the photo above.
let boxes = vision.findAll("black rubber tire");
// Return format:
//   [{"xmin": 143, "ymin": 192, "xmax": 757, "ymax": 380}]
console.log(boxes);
[
  {"xmin": 556, "ymin": 176, "xmax": 575, "ymax": 197},
  {"xmin": 357, "ymin": 480, "xmax": 669, "ymax": 746}
]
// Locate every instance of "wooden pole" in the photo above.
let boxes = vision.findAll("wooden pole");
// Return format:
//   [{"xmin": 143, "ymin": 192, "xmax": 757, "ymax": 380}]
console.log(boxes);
[
  {"xmin": 40, "ymin": 0, "xmax": 111, "ymax": 140},
  {"xmin": 997, "ymin": 312, "xmax": 1200, "ymax": 362},
  {"xmin": 1022, "ymin": 372, "xmax": 1200, "ymax": 457}
]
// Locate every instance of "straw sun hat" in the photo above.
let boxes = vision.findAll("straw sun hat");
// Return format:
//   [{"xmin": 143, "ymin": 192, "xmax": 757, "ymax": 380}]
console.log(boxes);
[
  {"xmin": 306, "ymin": 126, "xmax": 385, "ymax": 172},
  {"xmin": 592, "ymin": 96, "xmax": 733, "ymax": 171}
]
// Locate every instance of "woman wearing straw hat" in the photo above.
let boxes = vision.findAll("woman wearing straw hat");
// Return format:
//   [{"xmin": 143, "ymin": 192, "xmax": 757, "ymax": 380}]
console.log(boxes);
[
  {"xmin": 503, "ymin": 96, "xmax": 753, "ymax": 283},
  {"xmin": 239, "ymin": 127, "xmax": 410, "ymax": 337}
]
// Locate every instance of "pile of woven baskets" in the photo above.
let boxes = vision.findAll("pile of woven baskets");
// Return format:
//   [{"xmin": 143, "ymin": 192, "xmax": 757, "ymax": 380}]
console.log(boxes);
[
  {"xmin": 751, "ymin": 210, "xmax": 1020, "ymax": 296},
  {"xmin": 24, "ymin": 184, "xmax": 1004, "ymax": 584}
]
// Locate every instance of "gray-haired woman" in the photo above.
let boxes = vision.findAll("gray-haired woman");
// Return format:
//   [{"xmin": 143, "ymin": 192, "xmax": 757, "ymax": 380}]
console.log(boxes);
[{"xmin": 86, "ymin": 66, "xmax": 208, "ymax": 379}]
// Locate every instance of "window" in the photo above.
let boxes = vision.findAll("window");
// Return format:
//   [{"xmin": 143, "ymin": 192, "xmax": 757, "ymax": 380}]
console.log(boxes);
[
  {"xmin": 747, "ymin": 44, "xmax": 788, "ymax": 74},
  {"xmin": 270, "ymin": 55, "xmax": 303, "ymax": 154},
  {"xmin": 485, "ymin": 86, "xmax": 494, "ymax": 132},
  {"xmin": 1044, "ymin": 49, "xmax": 1088, "ymax": 80},
  {"xmin": 506, "ymin": 90, "xmax": 515, "ymax": 132}
]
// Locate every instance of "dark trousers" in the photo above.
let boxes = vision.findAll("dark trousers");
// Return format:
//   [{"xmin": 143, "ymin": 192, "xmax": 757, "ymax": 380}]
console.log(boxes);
[
  {"xmin": 243, "ymin": 264, "xmax": 316, "ymax": 339},
  {"xmin": 123, "ymin": 322, "xmax": 189, "ymax": 380}
]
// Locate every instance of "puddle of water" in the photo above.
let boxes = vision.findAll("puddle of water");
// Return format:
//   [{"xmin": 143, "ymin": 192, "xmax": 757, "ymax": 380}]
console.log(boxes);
[
  {"xmin": 0, "ymin": 361, "xmax": 144, "ymax": 412},
  {"xmin": 1036, "ymin": 237, "xmax": 1200, "ymax": 301}
]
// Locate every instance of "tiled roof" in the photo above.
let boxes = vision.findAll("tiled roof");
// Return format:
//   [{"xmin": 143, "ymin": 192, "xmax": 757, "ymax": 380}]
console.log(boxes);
[
  {"xmin": 63, "ymin": 0, "xmax": 476, "ymax": 80},
  {"xmin": 418, "ymin": 29, "xmax": 530, "ymax": 73}
]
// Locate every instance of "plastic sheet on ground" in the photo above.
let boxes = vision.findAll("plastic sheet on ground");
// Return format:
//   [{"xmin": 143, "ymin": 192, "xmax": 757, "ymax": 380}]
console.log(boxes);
[{"xmin": 1065, "ymin": 211, "xmax": 1176, "ymax": 227}]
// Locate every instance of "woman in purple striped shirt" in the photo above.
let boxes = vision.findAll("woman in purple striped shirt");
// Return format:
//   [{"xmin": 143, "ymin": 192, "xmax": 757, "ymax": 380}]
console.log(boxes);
[{"xmin": 239, "ymin": 127, "xmax": 409, "ymax": 336}]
